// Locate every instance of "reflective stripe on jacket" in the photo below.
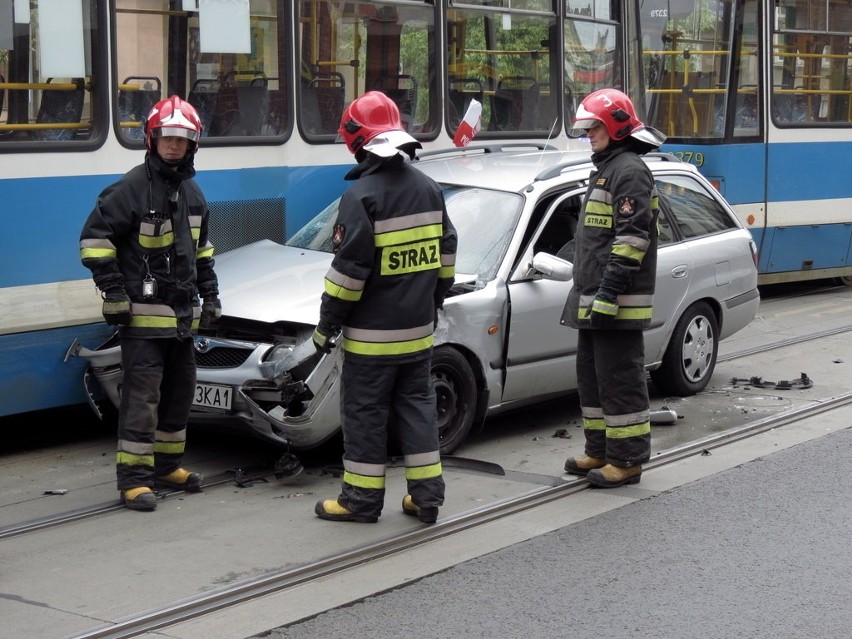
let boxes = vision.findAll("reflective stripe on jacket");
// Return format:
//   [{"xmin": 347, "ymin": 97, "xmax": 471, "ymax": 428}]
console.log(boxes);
[
  {"xmin": 79, "ymin": 154, "xmax": 218, "ymax": 339},
  {"xmin": 318, "ymin": 155, "xmax": 458, "ymax": 363},
  {"xmin": 562, "ymin": 144, "xmax": 659, "ymax": 330}
]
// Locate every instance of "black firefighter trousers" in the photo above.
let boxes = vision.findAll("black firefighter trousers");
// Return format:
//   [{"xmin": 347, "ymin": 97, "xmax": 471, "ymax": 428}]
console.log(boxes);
[
  {"xmin": 115, "ymin": 336, "xmax": 197, "ymax": 490},
  {"xmin": 576, "ymin": 328, "xmax": 652, "ymax": 467},
  {"xmin": 337, "ymin": 357, "xmax": 445, "ymax": 519}
]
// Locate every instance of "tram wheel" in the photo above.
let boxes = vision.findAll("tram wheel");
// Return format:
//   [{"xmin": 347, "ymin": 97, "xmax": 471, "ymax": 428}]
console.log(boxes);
[{"xmin": 651, "ymin": 301, "xmax": 719, "ymax": 397}]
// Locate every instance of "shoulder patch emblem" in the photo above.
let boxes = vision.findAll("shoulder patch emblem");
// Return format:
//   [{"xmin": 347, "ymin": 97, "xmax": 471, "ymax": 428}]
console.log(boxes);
[
  {"xmin": 618, "ymin": 197, "xmax": 636, "ymax": 216},
  {"xmin": 332, "ymin": 224, "xmax": 346, "ymax": 251},
  {"xmin": 595, "ymin": 178, "xmax": 607, "ymax": 187}
]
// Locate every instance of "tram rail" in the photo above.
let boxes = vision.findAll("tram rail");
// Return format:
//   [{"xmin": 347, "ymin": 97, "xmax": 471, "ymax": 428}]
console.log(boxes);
[
  {"xmin": 63, "ymin": 388, "xmax": 852, "ymax": 639},
  {"xmin": 4, "ymin": 321, "xmax": 850, "ymax": 544},
  {"xmin": 0, "ymin": 284, "xmax": 852, "ymax": 639}
]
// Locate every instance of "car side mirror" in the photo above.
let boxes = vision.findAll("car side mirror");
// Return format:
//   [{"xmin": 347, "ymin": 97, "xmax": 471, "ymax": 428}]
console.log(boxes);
[{"xmin": 531, "ymin": 252, "xmax": 574, "ymax": 281}]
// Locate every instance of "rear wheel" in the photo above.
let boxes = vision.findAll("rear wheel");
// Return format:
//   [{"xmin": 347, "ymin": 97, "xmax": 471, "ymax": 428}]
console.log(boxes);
[
  {"xmin": 431, "ymin": 347, "xmax": 477, "ymax": 455},
  {"xmin": 650, "ymin": 301, "xmax": 718, "ymax": 396}
]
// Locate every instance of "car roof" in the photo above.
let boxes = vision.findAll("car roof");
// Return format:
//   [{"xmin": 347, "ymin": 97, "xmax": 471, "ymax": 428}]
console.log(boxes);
[{"xmin": 413, "ymin": 144, "xmax": 693, "ymax": 192}]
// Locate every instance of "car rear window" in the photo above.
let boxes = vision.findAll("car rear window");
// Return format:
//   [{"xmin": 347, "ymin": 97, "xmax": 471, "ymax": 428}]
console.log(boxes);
[{"xmin": 656, "ymin": 175, "xmax": 738, "ymax": 239}]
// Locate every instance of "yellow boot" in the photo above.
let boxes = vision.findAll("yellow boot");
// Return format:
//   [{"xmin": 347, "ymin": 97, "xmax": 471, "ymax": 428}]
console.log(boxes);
[
  {"xmin": 121, "ymin": 487, "xmax": 157, "ymax": 511},
  {"xmin": 563, "ymin": 455, "xmax": 606, "ymax": 476},
  {"xmin": 314, "ymin": 499, "xmax": 379, "ymax": 523},
  {"xmin": 155, "ymin": 468, "xmax": 203, "ymax": 493},
  {"xmin": 586, "ymin": 464, "xmax": 642, "ymax": 488}
]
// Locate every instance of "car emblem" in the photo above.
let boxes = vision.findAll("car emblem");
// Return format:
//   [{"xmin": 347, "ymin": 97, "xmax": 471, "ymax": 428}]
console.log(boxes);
[{"xmin": 195, "ymin": 338, "xmax": 211, "ymax": 353}]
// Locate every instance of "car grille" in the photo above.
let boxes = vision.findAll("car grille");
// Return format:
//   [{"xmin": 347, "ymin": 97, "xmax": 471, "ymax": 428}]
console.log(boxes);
[{"xmin": 196, "ymin": 347, "xmax": 253, "ymax": 369}]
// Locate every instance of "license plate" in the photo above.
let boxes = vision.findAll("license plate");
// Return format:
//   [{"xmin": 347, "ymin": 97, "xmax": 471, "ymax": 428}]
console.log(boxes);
[{"xmin": 193, "ymin": 382, "xmax": 233, "ymax": 411}]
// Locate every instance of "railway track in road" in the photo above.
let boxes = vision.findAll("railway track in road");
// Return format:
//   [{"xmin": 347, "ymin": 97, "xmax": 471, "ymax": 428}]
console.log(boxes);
[
  {"xmin": 2, "ymin": 285, "xmax": 849, "ymax": 639},
  {"xmin": 5, "ymin": 321, "xmax": 851, "ymax": 545},
  {"xmin": 64, "ymin": 388, "xmax": 852, "ymax": 639}
]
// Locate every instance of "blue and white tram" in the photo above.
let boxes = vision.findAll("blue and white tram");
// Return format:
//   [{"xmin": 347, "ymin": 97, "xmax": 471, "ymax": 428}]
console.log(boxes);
[
  {"xmin": 0, "ymin": 0, "xmax": 568, "ymax": 418},
  {"xmin": 627, "ymin": 0, "xmax": 852, "ymax": 286},
  {"xmin": 3, "ymin": 0, "xmax": 850, "ymax": 420}
]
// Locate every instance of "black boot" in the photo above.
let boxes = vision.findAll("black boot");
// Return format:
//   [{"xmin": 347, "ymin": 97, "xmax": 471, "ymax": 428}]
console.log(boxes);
[{"xmin": 402, "ymin": 495, "xmax": 439, "ymax": 524}]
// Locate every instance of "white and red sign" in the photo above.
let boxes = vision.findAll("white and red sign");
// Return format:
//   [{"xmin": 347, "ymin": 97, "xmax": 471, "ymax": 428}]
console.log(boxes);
[{"xmin": 452, "ymin": 99, "xmax": 482, "ymax": 148}]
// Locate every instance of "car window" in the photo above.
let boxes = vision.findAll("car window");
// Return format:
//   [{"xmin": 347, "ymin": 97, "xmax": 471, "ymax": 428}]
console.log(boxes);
[
  {"xmin": 534, "ymin": 193, "xmax": 581, "ymax": 259},
  {"xmin": 655, "ymin": 175, "xmax": 738, "ymax": 239},
  {"xmin": 286, "ymin": 198, "xmax": 339, "ymax": 253},
  {"xmin": 656, "ymin": 194, "xmax": 676, "ymax": 246},
  {"xmin": 443, "ymin": 186, "xmax": 523, "ymax": 280}
]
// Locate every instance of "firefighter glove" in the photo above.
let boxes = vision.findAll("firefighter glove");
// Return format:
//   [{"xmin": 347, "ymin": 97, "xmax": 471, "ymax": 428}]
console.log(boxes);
[
  {"xmin": 312, "ymin": 327, "xmax": 337, "ymax": 354},
  {"xmin": 590, "ymin": 270, "xmax": 630, "ymax": 328},
  {"xmin": 589, "ymin": 290, "xmax": 618, "ymax": 327},
  {"xmin": 102, "ymin": 291, "xmax": 132, "ymax": 326},
  {"xmin": 200, "ymin": 297, "xmax": 222, "ymax": 329}
]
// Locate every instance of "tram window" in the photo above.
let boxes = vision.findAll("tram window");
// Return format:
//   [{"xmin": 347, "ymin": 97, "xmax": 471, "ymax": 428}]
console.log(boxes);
[
  {"xmin": 772, "ymin": 1, "xmax": 852, "ymax": 127},
  {"xmin": 114, "ymin": 0, "xmax": 289, "ymax": 145},
  {"xmin": 0, "ymin": 2, "xmax": 99, "ymax": 146},
  {"xmin": 297, "ymin": 1, "xmax": 438, "ymax": 141},
  {"xmin": 564, "ymin": 18, "xmax": 620, "ymax": 127},
  {"xmin": 118, "ymin": 77, "xmax": 161, "ymax": 141},
  {"xmin": 448, "ymin": 77, "xmax": 484, "ymax": 130},
  {"xmin": 656, "ymin": 176, "xmax": 737, "ymax": 239},
  {"xmin": 632, "ymin": 0, "xmax": 763, "ymax": 141},
  {"xmin": 447, "ymin": 3, "xmax": 557, "ymax": 136}
]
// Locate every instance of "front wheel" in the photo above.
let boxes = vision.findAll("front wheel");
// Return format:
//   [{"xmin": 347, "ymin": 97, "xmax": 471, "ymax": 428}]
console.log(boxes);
[
  {"xmin": 431, "ymin": 347, "xmax": 477, "ymax": 455},
  {"xmin": 650, "ymin": 301, "xmax": 719, "ymax": 397}
]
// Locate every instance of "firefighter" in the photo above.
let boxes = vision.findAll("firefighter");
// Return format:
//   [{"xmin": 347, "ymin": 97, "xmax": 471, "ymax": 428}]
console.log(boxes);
[
  {"xmin": 560, "ymin": 88, "xmax": 666, "ymax": 488},
  {"xmin": 79, "ymin": 95, "xmax": 220, "ymax": 511},
  {"xmin": 313, "ymin": 91, "xmax": 458, "ymax": 524}
]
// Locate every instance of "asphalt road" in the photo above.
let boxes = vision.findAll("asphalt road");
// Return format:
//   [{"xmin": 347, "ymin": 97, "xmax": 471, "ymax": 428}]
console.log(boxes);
[{"xmin": 255, "ymin": 424, "xmax": 852, "ymax": 639}]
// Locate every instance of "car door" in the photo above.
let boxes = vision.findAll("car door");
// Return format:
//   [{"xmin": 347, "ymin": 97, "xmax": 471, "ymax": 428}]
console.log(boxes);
[{"xmin": 501, "ymin": 189, "xmax": 585, "ymax": 404}]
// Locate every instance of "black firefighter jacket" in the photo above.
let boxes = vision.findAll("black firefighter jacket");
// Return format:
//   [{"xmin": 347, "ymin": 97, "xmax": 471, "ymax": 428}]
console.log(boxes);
[
  {"xmin": 561, "ymin": 143, "xmax": 659, "ymax": 330},
  {"xmin": 79, "ymin": 153, "xmax": 218, "ymax": 340},
  {"xmin": 318, "ymin": 153, "xmax": 458, "ymax": 364}
]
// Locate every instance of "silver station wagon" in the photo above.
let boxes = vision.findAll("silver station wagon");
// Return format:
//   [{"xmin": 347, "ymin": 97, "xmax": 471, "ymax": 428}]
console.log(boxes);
[{"xmin": 72, "ymin": 146, "xmax": 760, "ymax": 458}]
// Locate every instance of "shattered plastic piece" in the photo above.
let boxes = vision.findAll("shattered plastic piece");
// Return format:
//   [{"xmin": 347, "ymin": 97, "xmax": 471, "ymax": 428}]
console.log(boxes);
[
  {"xmin": 274, "ymin": 453, "xmax": 304, "ymax": 479},
  {"xmin": 43, "ymin": 489, "xmax": 68, "ymax": 495},
  {"xmin": 650, "ymin": 407, "xmax": 678, "ymax": 424},
  {"xmin": 729, "ymin": 372, "xmax": 812, "ymax": 390},
  {"xmin": 552, "ymin": 428, "xmax": 571, "ymax": 439}
]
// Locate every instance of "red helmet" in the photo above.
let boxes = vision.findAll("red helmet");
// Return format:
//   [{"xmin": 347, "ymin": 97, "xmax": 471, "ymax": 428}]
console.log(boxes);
[
  {"xmin": 145, "ymin": 95, "xmax": 203, "ymax": 152},
  {"xmin": 338, "ymin": 91, "xmax": 417, "ymax": 157},
  {"xmin": 570, "ymin": 88, "xmax": 644, "ymax": 141}
]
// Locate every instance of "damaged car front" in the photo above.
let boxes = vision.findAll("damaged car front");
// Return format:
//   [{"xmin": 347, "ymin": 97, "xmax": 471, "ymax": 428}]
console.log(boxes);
[{"xmin": 68, "ymin": 187, "xmax": 501, "ymax": 453}]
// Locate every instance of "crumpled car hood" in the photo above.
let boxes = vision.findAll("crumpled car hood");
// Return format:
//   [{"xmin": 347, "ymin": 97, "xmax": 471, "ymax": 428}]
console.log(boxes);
[{"xmin": 215, "ymin": 240, "xmax": 331, "ymax": 325}]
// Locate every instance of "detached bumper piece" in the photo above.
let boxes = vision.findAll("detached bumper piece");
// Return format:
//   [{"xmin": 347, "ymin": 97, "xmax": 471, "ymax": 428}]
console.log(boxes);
[{"xmin": 729, "ymin": 372, "xmax": 812, "ymax": 390}]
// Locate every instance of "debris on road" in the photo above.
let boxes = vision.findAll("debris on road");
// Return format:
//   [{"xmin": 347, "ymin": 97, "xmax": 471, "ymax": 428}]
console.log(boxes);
[{"xmin": 729, "ymin": 372, "xmax": 812, "ymax": 390}]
